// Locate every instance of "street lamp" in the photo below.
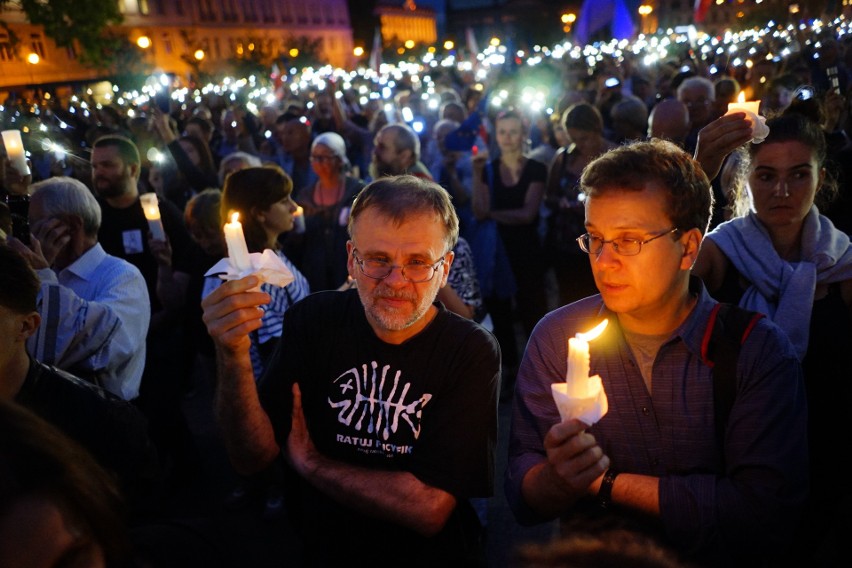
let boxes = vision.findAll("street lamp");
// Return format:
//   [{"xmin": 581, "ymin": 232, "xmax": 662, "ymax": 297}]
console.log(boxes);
[
  {"xmin": 561, "ymin": 13, "xmax": 576, "ymax": 34},
  {"xmin": 194, "ymin": 49, "xmax": 205, "ymax": 61},
  {"xmin": 26, "ymin": 52, "xmax": 39, "ymax": 85},
  {"xmin": 353, "ymin": 46, "xmax": 364, "ymax": 57},
  {"xmin": 137, "ymin": 35, "xmax": 151, "ymax": 49}
]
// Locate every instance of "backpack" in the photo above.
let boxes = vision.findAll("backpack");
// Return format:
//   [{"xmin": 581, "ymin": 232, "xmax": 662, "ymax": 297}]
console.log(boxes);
[{"xmin": 700, "ymin": 303, "xmax": 765, "ymax": 447}]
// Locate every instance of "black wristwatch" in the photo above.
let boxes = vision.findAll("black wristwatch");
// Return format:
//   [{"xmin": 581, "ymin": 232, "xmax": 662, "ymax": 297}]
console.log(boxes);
[{"xmin": 598, "ymin": 468, "xmax": 619, "ymax": 509}]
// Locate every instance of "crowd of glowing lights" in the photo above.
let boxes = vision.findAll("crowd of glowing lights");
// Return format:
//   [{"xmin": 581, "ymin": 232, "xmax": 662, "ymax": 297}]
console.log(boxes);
[{"xmin": 3, "ymin": 15, "xmax": 851, "ymax": 164}]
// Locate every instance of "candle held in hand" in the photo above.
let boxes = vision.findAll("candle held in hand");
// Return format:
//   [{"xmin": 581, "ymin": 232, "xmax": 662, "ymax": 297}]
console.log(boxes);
[
  {"xmin": 139, "ymin": 193, "xmax": 166, "ymax": 241},
  {"xmin": 566, "ymin": 319, "xmax": 609, "ymax": 397},
  {"xmin": 224, "ymin": 211, "xmax": 252, "ymax": 272},
  {"xmin": 1, "ymin": 130, "xmax": 30, "ymax": 176},
  {"xmin": 727, "ymin": 91, "xmax": 760, "ymax": 116},
  {"xmin": 292, "ymin": 205, "xmax": 306, "ymax": 234}
]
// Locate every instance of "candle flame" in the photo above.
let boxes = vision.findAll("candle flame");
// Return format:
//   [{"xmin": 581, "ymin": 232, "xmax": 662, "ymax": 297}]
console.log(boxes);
[
  {"xmin": 576, "ymin": 319, "xmax": 608, "ymax": 342},
  {"xmin": 737, "ymin": 91, "xmax": 746, "ymax": 104},
  {"xmin": 229, "ymin": 211, "xmax": 240, "ymax": 224},
  {"xmin": 294, "ymin": 205, "xmax": 304, "ymax": 217}
]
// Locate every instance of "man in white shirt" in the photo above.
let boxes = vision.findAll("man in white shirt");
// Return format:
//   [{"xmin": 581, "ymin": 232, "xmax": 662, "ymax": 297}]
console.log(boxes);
[{"xmin": 9, "ymin": 176, "xmax": 150, "ymax": 400}]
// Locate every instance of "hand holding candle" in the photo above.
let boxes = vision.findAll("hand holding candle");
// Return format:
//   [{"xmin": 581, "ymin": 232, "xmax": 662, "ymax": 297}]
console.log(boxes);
[
  {"xmin": 726, "ymin": 92, "xmax": 769, "ymax": 143},
  {"xmin": 552, "ymin": 319, "xmax": 609, "ymax": 425},
  {"xmin": 1, "ymin": 130, "xmax": 30, "ymax": 176},
  {"xmin": 139, "ymin": 193, "xmax": 166, "ymax": 241},
  {"xmin": 223, "ymin": 211, "xmax": 252, "ymax": 273}
]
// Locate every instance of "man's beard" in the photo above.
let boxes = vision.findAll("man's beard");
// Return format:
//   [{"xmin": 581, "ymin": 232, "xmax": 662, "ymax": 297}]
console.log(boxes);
[
  {"xmin": 92, "ymin": 176, "xmax": 126, "ymax": 199},
  {"xmin": 357, "ymin": 284, "xmax": 433, "ymax": 332},
  {"xmin": 370, "ymin": 157, "xmax": 398, "ymax": 179}
]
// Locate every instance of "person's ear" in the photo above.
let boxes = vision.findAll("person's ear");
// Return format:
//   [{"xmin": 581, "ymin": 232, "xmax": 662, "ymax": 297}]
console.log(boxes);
[
  {"xmin": 64, "ymin": 215, "xmax": 84, "ymax": 234},
  {"xmin": 680, "ymin": 228, "xmax": 703, "ymax": 270},
  {"xmin": 251, "ymin": 206, "xmax": 265, "ymax": 224},
  {"xmin": 18, "ymin": 311, "xmax": 40, "ymax": 341},
  {"xmin": 128, "ymin": 161, "xmax": 141, "ymax": 180}
]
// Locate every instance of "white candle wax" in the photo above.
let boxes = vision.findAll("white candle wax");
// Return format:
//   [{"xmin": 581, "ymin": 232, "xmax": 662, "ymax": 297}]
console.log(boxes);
[
  {"xmin": 1, "ymin": 130, "xmax": 30, "ymax": 176},
  {"xmin": 292, "ymin": 205, "xmax": 305, "ymax": 234},
  {"xmin": 139, "ymin": 193, "xmax": 166, "ymax": 241},
  {"xmin": 565, "ymin": 320, "xmax": 609, "ymax": 397},
  {"xmin": 566, "ymin": 336, "xmax": 591, "ymax": 397},
  {"xmin": 727, "ymin": 92, "xmax": 761, "ymax": 116},
  {"xmin": 224, "ymin": 212, "xmax": 252, "ymax": 272}
]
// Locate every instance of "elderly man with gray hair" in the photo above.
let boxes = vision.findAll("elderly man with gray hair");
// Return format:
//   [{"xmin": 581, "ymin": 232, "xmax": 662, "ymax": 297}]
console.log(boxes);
[{"xmin": 7, "ymin": 176, "xmax": 150, "ymax": 400}]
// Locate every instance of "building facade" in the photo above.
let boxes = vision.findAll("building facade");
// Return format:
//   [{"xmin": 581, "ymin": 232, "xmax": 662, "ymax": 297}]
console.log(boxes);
[{"xmin": 0, "ymin": 0, "xmax": 354, "ymax": 89}]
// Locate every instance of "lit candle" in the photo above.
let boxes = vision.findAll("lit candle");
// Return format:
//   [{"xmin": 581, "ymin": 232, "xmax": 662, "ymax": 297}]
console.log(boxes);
[
  {"xmin": 223, "ymin": 211, "xmax": 252, "ymax": 273},
  {"xmin": 727, "ymin": 91, "xmax": 760, "ymax": 116},
  {"xmin": 139, "ymin": 193, "xmax": 166, "ymax": 241},
  {"xmin": 566, "ymin": 319, "xmax": 609, "ymax": 397},
  {"xmin": 292, "ymin": 205, "xmax": 305, "ymax": 234},
  {"xmin": 1, "ymin": 130, "xmax": 30, "ymax": 176}
]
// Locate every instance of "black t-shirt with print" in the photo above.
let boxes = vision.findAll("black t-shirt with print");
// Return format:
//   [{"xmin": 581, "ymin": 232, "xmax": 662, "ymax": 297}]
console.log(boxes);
[{"xmin": 260, "ymin": 289, "xmax": 500, "ymax": 565}]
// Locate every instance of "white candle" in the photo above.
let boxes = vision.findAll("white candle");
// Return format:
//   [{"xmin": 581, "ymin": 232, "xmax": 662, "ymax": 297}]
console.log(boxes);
[
  {"xmin": 1, "ymin": 130, "xmax": 30, "ymax": 176},
  {"xmin": 139, "ymin": 193, "xmax": 166, "ymax": 241},
  {"xmin": 566, "ymin": 320, "xmax": 609, "ymax": 397},
  {"xmin": 727, "ymin": 92, "xmax": 760, "ymax": 116},
  {"xmin": 292, "ymin": 204, "xmax": 305, "ymax": 234},
  {"xmin": 224, "ymin": 211, "xmax": 252, "ymax": 272}
]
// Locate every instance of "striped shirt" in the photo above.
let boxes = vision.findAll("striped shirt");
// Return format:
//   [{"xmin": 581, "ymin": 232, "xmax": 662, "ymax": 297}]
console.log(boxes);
[
  {"xmin": 28, "ymin": 243, "xmax": 150, "ymax": 400},
  {"xmin": 203, "ymin": 249, "xmax": 310, "ymax": 378}
]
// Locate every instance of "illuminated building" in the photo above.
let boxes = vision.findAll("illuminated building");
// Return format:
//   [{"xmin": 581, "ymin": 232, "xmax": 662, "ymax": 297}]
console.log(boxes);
[{"xmin": 0, "ymin": 0, "xmax": 354, "ymax": 89}]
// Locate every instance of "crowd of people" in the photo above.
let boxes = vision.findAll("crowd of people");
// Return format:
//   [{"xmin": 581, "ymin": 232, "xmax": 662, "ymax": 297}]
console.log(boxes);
[{"xmin": 1, "ymin": 16, "xmax": 851, "ymax": 568}]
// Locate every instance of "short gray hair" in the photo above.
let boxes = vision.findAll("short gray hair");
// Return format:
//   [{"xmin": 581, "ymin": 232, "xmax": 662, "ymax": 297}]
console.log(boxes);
[
  {"xmin": 30, "ymin": 176, "xmax": 101, "ymax": 236},
  {"xmin": 677, "ymin": 76, "xmax": 715, "ymax": 101},
  {"xmin": 218, "ymin": 151, "xmax": 262, "ymax": 186}
]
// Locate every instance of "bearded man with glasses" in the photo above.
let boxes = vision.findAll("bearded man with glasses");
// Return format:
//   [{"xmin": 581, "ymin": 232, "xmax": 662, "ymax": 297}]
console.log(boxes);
[
  {"xmin": 203, "ymin": 175, "xmax": 499, "ymax": 566},
  {"xmin": 506, "ymin": 139, "xmax": 808, "ymax": 567}
]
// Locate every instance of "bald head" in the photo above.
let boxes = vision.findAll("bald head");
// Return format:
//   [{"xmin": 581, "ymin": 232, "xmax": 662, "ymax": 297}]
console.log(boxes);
[{"xmin": 648, "ymin": 99, "xmax": 690, "ymax": 146}]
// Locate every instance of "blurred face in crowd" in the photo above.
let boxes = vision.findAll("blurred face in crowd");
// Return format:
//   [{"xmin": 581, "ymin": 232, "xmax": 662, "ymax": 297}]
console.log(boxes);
[
  {"xmin": 566, "ymin": 128, "xmax": 601, "ymax": 158},
  {"xmin": 275, "ymin": 119, "xmax": 311, "ymax": 155},
  {"xmin": 310, "ymin": 143, "xmax": 343, "ymax": 180},
  {"xmin": 91, "ymin": 146, "xmax": 136, "ymax": 199},
  {"xmin": 495, "ymin": 115, "xmax": 525, "ymax": 155},
  {"xmin": 372, "ymin": 129, "xmax": 408, "ymax": 176},
  {"xmin": 221, "ymin": 112, "xmax": 240, "ymax": 143},
  {"xmin": 747, "ymin": 141, "xmax": 823, "ymax": 232},
  {"xmin": 678, "ymin": 85, "xmax": 713, "ymax": 128}
]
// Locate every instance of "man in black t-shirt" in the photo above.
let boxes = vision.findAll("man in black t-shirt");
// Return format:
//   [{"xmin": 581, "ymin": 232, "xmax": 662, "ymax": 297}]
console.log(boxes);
[{"xmin": 203, "ymin": 175, "xmax": 500, "ymax": 565}]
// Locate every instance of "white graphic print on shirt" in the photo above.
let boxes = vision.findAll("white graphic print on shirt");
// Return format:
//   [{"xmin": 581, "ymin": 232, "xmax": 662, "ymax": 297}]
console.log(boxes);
[{"xmin": 328, "ymin": 360, "xmax": 432, "ymax": 458}]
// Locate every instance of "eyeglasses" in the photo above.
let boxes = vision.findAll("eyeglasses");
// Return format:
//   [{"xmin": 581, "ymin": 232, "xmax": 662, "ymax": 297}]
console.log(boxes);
[
  {"xmin": 310, "ymin": 154, "xmax": 337, "ymax": 163},
  {"xmin": 352, "ymin": 249, "xmax": 446, "ymax": 283},
  {"xmin": 577, "ymin": 227, "xmax": 680, "ymax": 256}
]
